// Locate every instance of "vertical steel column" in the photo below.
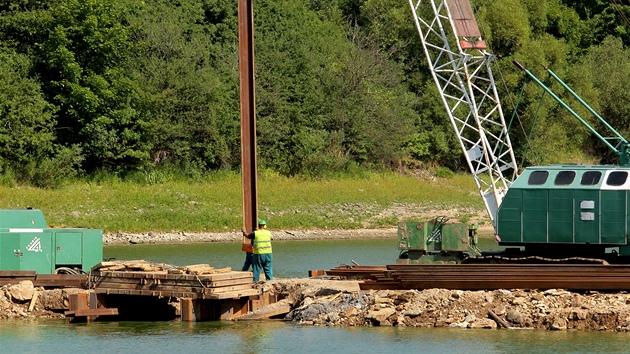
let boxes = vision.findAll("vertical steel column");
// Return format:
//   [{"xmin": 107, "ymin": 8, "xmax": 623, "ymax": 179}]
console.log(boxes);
[{"xmin": 238, "ymin": 0, "xmax": 258, "ymax": 234}]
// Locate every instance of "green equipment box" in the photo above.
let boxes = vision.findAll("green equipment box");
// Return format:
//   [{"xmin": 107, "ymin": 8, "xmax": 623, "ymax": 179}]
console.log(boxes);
[
  {"xmin": 398, "ymin": 220, "xmax": 470, "ymax": 252},
  {"xmin": 397, "ymin": 219, "xmax": 479, "ymax": 264},
  {"xmin": 0, "ymin": 209, "xmax": 103, "ymax": 274}
]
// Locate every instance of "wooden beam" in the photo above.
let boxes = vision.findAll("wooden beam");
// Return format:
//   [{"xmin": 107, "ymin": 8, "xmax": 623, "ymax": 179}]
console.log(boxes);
[{"xmin": 65, "ymin": 308, "xmax": 119, "ymax": 317}]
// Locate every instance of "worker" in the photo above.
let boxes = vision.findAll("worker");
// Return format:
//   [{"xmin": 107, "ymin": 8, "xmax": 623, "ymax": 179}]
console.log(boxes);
[
  {"xmin": 241, "ymin": 236, "xmax": 254, "ymax": 271},
  {"xmin": 242, "ymin": 218, "xmax": 273, "ymax": 281}
]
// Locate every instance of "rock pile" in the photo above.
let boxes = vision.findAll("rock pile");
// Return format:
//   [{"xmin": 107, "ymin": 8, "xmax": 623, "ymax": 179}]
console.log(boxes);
[
  {"xmin": 274, "ymin": 281, "xmax": 630, "ymax": 331},
  {"xmin": 0, "ymin": 280, "xmax": 88, "ymax": 319},
  {"xmin": 5, "ymin": 276, "xmax": 630, "ymax": 332}
]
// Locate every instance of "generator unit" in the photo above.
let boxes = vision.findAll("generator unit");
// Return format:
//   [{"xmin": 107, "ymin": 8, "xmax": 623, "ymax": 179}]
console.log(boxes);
[
  {"xmin": 397, "ymin": 217, "xmax": 480, "ymax": 264},
  {"xmin": 0, "ymin": 208, "xmax": 102, "ymax": 274}
]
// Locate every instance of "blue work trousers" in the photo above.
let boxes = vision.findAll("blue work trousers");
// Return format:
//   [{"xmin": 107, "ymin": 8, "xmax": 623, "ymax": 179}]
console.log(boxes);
[
  {"xmin": 242, "ymin": 252, "xmax": 253, "ymax": 271},
  {"xmin": 252, "ymin": 253, "xmax": 273, "ymax": 281}
]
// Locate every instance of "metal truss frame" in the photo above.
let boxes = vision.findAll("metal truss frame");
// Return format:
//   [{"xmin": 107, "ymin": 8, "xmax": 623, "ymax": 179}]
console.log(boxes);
[{"xmin": 408, "ymin": 0, "xmax": 519, "ymax": 226}]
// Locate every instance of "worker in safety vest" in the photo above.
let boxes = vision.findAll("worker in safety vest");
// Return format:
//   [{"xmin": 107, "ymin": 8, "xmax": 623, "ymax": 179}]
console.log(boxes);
[
  {"xmin": 241, "ymin": 238, "xmax": 254, "ymax": 271},
  {"xmin": 243, "ymin": 219, "xmax": 273, "ymax": 281}
]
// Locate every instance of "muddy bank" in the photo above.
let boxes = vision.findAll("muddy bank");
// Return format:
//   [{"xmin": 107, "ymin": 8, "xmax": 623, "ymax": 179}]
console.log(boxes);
[
  {"xmin": 103, "ymin": 226, "xmax": 495, "ymax": 245},
  {"xmin": 263, "ymin": 279, "xmax": 630, "ymax": 331}
]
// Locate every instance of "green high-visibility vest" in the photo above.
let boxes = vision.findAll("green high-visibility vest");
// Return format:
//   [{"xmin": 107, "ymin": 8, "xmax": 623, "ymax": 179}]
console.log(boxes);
[{"xmin": 253, "ymin": 229, "xmax": 273, "ymax": 254}]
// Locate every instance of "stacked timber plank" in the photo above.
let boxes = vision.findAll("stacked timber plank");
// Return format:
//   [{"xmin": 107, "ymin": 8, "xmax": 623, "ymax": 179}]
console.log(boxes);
[{"xmin": 89, "ymin": 260, "xmax": 260, "ymax": 299}]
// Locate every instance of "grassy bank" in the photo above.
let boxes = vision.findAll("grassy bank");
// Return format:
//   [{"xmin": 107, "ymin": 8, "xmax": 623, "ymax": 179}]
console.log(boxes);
[{"xmin": 0, "ymin": 171, "xmax": 486, "ymax": 233}]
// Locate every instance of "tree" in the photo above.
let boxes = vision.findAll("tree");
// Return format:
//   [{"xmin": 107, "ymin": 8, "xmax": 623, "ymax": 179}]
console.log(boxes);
[
  {"xmin": 0, "ymin": 0, "xmax": 149, "ymax": 173},
  {"xmin": 127, "ymin": 0, "xmax": 240, "ymax": 173}
]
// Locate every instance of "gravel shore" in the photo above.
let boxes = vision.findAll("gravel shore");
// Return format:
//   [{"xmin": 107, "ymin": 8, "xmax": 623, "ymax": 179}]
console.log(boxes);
[
  {"xmin": 103, "ymin": 228, "xmax": 401, "ymax": 245},
  {"xmin": 103, "ymin": 225, "xmax": 496, "ymax": 245}
]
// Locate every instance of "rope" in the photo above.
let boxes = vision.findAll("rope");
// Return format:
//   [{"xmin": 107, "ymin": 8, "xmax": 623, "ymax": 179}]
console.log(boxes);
[
  {"xmin": 610, "ymin": 0, "xmax": 630, "ymax": 29},
  {"xmin": 193, "ymin": 273, "xmax": 207, "ymax": 289}
]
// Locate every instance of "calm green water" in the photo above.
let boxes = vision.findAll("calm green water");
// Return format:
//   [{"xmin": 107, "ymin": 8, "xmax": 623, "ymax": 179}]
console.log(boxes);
[
  {"xmin": 2, "ymin": 318, "xmax": 629, "ymax": 353},
  {"xmin": 101, "ymin": 237, "xmax": 502, "ymax": 278},
  {"xmin": 3, "ymin": 238, "xmax": 626, "ymax": 353},
  {"xmin": 103, "ymin": 238, "xmax": 399, "ymax": 278}
]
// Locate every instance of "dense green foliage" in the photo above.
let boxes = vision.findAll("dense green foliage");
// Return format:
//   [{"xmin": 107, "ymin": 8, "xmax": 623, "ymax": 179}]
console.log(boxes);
[{"xmin": 1, "ymin": 0, "xmax": 630, "ymax": 186}]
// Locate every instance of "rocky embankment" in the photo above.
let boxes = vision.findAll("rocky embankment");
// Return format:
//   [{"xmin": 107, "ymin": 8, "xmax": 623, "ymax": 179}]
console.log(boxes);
[
  {"xmin": 4, "ymin": 277, "xmax": 630, "ymax": 331},
  {"xmin": 262, "ymin": 279, "xmax": 630, "ymax": 331}
]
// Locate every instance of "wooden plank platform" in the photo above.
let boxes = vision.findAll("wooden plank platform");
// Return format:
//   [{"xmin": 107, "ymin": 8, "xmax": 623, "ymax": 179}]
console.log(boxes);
[
  {"xmin": 90, "ymin": 270, "xmax": 261, "ymax": 300},
  {"xmin": 94, "ymin": 287, "xmax": 262, "ymax": 300},
  {"xmin": 63, "ymin": 261, "xmax": 276, "ymax": 322}
]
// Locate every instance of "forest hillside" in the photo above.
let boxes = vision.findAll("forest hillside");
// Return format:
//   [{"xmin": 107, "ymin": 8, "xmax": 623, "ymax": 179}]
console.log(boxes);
[{"xmin": 1, "ymin": 0, "xmax": 629, "ymax": 187}]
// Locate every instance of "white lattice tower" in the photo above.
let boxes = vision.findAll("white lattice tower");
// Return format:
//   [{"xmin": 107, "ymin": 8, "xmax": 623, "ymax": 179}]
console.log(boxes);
[{"xmin": 408, "ymin": 0, "xmax": 519, "ymax": 226}]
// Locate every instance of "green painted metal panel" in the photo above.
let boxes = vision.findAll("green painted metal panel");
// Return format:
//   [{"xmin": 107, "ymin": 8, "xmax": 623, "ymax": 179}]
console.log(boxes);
[
  {"xmin": 497, "ymin": 190, "xmax": 522, "ymax": 242},
  {"xmin": 0, "ymin": 232, "xmax": 53, "ymax": 273},
  {"xmin": 21, "ymin": 232, "xmax": 53, "ymax": 273},
  {"xmin": 441, "ymin": 224, "xmax": 469, "ymax": 252},
  {"xmin": 548, "ymin": 189, "xmax": 574, "ymax": 243},
  {"xmin": 522, "ymin": 189, "xmax": 548, "ymax": 243},
  {"xmin": 81, "ymin": 229, "xmax": 103, "ymax": 271},
  {"xmin": 398, "ymin": 222, "xmax": 427, "ymax": 251},
  {"xmin": 0, "ymin": 233, "xmax": 21, "ymax": 270},
  {"xmin": 574, "ymin": 190, "xmax": 599, "ymax": 244},
  {"xmin": 398, "ymin": 221, "xmax": 468, "ymax": 252},
  {"xmin": 398, "ymin": 221, "xmax": 439, "ymax": 251},
  {"xmin": 55, "ymin": 232, "xmax": 83, "ymax": 265},
  {"xmin": 600, "ymin": 190, "xmax": 626, "ymax": 244},
  {"xmin": 0, "ymin": 209, "xmax": 47, "ymax": 229}
]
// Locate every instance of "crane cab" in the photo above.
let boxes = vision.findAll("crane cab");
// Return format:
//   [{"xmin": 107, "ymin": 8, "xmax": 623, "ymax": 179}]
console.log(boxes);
[{"xmin": 496, "ymin": 165, "xmax": 630, "ymax": 260}]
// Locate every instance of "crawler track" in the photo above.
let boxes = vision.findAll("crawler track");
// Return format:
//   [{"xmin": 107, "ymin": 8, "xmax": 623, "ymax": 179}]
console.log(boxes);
[{"xmin": 325, "ymin": 264, "xmax": 630, "ymax": 291}]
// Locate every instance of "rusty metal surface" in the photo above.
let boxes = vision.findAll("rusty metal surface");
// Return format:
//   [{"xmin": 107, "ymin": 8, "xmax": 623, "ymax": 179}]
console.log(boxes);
[
  {"xmin": 238, "ymin": 0, "xmax": 258, "ymax": 234},
  {"xmin": 0, "ymin": 271, "xmax": 86, "ymax": 287},
  {"xmin": 327, "ymin": 264, "xmax": 630, "ymax": 291},
  {"xmin": 446, "ymin": 0, "xmax": 481, "ymax": 37},
  {"xmin": 325, "ymin": 265, "xmax": 388, "ymax": 280}
]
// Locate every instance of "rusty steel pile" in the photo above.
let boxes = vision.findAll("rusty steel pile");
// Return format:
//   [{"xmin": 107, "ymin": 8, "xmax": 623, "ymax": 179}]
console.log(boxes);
[{"xmin": 325, "ymin": 264, "xmax": 630, "ymax": 291}]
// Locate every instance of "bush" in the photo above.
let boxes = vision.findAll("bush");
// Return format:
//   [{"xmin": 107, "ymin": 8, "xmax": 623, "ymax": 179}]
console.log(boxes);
[
  {"xmin": 436, "ymin": 166, "xmax": 454, "ymax": 178},
  {"xmin": 27, "ymin": 146, "xmax": 83, "ymax": 188}
]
